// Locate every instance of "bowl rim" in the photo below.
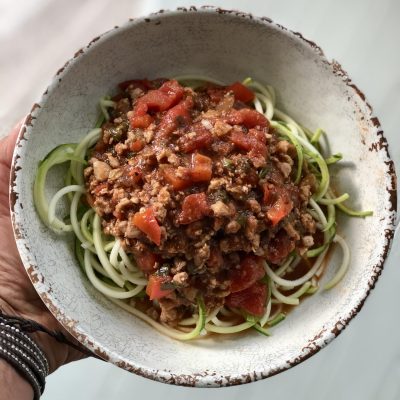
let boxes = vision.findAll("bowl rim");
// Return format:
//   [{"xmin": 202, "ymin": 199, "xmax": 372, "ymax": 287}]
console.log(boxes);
[{"xmin": 9, "ymin": 6, "xmax": 397, "ymax": 387}]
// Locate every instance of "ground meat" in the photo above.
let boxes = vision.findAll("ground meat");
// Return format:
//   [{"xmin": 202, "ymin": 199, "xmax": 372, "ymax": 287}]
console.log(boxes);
[
  {"xmin": 212, "ymin": 120, "xmax": 232, "ymax": 137},
  {"xmin": 225, "ymin": 220, "xmax": 241, "ymax": 234},
  {"xmin": 181, "ymin": 286, "xmax": 198, "ymax": 302},
  {"xmin": 301, "ymin": 212, "xmax": 317, "ymax": 233},
  {"xmin": 276, "ymin": 140, "xmax": 291, "ymax": 153},
  {"xmin": 220, "ymin": 235, "xmax": 253, "ymax": 253},
  {"xmin": 210, "ymin": 201, "xmax": 233, "ymax": 217},
  {"xmin": 284, "ymin": 222, "xmax": 301, "ymax": 241},
  {"xmin": 107, "ymin": 154, "xmax": 120, "ymax": 168},
  {"xmin": 85, "ymin": 78, "xmax": 319, "ymax": 325},
  {"xmin": 302, "ymin": 235, "xmax": 314, "ymax": 247},
  {"xmin": 93, "ymin": 197, "xmax": 113, "ymax": 215},
  {"xmin": 158, "ymin": 297, "xmax": 181, "ymax": 324},
  {"xmin": 115, "ymin": 220, "xmax": 128, "ymax": 235},
  {"xmin": 299, "ymin": 173, "xmax": 317, "ymax": 202},
  {"xmin": 84, "ymin": 166, "xmax": 93, "ymax": 178},
  {"xmin": 193, "ymin": 243, "xmax": 210, "ymax": 267},
  {"xmin": 208, "ymin": 177, "xmax": 229, "ymax": 191},
  {"xmin": 92, "ymin": 160, "xmax": 111, "ymax": 181},
  {"xmin": 247, "ymin": 199, "xmax": 261, "ymax": 213},
  {"xmin": 146, "ymin": 306, "xmax": 159, "ymax": 321},
  {"xmin": 245, "ymin": 215, "xmax": 258, "ymax": 241},
  {"xmin": 114, "ymin": 142, "xmax": 128, "ymax": 155},
  {"xmin": 157, "ymin": 187, "xmax": 171, "ymax": 205},
  {"xmin": 125, "ymin": 223, "xmax": 141, "ymax": 239},
  {"xmin": 108, "ymin": 168, "xmax": 123, "ymax": 181},
  {"xmin": 172, "ymin": 272, "xmax": 189, "ymax": 287},
  {"xmin": 277, "ymin": 161, "xmax": 292, "ymax": 178}
]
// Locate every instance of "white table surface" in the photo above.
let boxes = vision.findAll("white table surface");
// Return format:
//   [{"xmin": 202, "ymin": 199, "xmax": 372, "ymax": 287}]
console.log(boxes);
[{"xmin": 0, "ymin": 1, "xmax": 399, "ymax": 399}]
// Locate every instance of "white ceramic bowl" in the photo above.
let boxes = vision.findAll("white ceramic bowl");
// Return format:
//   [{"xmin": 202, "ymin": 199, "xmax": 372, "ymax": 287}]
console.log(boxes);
[{"xmin": 10, "ymin": 7, "xmax": 397, "ymax": 386}]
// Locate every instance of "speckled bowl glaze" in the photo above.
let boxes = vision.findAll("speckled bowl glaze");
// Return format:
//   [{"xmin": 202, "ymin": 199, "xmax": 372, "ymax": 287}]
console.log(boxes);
[{"xmin": 10, "ymin": 7, "xmax": 397, "ymax": 386}]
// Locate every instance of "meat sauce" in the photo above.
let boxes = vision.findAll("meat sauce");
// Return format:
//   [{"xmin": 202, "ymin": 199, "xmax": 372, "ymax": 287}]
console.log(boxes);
[{"xmin": 84, "ymin": 79, "xmax": 318, "ymax": 325}]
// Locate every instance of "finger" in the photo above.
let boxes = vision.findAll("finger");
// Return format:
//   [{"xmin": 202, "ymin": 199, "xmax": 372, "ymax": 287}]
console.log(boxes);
[{"xmin": 0, "ymin": 120, "xmax": 23, "ymax": 167}]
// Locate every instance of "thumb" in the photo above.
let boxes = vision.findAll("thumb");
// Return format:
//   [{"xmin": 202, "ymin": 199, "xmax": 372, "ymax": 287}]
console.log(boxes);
[{"xmin": 0, "ymin": 121, "xmax": 23, "ymax": 167}]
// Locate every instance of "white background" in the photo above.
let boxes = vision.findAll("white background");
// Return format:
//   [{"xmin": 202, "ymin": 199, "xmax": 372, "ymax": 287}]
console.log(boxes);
[{"xmin": 0, "ymin": 1, "xmax": 399, "ymax": 399}]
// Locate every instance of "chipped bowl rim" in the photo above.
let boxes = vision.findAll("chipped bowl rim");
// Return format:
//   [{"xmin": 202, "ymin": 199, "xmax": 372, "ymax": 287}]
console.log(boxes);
[{"xmin": 9, "ymin": 6, "xmax": 397, "ymax": 387}]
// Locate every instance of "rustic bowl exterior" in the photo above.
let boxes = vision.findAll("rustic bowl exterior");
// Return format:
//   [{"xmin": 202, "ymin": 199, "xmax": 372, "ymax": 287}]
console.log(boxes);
[{"xmin": 10, "ymin": 8, "xmax": 397, "ymax": 387}]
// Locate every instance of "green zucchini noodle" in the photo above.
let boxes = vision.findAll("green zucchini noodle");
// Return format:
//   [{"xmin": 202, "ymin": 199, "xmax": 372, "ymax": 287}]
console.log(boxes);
[{"xmin": 33, "ymin": 77, "xmax": 373, "ymax": 341}]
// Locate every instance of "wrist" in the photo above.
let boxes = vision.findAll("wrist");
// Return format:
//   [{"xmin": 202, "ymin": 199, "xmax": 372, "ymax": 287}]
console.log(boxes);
[
  {"xmin": 0, "ymin": 312, "xmax": 49, "ymax": 399},
  {"xmin": 0, "ymin": 298, "xmax": 58, "ymax": 373},
  {"xmin": 0, "ymin": 291, "xmax": 88, "ymax": 375},
  {"xmin": 0, "ymin": 358, "xmax": 34, "ymax": 400}
]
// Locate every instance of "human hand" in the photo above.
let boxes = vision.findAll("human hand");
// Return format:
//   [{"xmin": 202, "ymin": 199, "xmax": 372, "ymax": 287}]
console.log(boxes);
[{"xmin": 0, "ymin": 121, "xmax": 87, "ymax": 373}]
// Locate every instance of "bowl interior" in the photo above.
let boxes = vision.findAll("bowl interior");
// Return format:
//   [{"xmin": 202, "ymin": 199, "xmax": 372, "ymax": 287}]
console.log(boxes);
[{"xmin": 11, "ymin": 9, "xmax": 396, "ymax": 386}]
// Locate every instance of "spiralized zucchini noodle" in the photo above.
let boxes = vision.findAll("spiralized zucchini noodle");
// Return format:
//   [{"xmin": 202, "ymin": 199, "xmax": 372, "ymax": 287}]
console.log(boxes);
[{"xmin": 33, "ymin": 77, "xmax": 372, "ymax": 340}]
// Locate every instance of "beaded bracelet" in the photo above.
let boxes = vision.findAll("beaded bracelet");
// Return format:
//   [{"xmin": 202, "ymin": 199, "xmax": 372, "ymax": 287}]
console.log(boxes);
[
  {"xmin": 0, "ymin": 311, "xmax": 95, "ymax": 399},
  {"xmin": 0, "ymin": 319, "xmax": 48, "ymax": 399}
]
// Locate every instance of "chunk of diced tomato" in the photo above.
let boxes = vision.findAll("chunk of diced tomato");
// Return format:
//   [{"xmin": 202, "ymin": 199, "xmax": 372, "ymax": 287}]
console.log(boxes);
[
  {"xmin": 179, "ymin": 192, "xmax": 210, "ymax": 224},
  {"xmin": 162, "ymin": 166, "xmax": 191, "ymax": 190},
  {"xmin": 190, "ymin": 153, "xmax": 212, "ymax": 182},
  {"xmin": 226, "ymin": 108, "xmax": 269, "ymax": 128},
  {"xmin": 134, "ymin": 250, "xmax": 158, "ymax": 273},
  {"xmin": 132, "ymin": 208, "xmax": 161, "ymax": 246},
  {"xmin": 225, "ymin": 282, "xmax": 267, "ymax": 316},
  {"xmin": 146, "ymin": 274, "xmax": 173, "ymax": 300},
  {"xmin": 249, "ymin": 142, "xmax": 267, "ymax": 161},
  {"xmin": 229, "ymin": 255, "xmax": 266, "ymax": 293},
  {"xmin": 128, "ymin": 112, "xmax": 153, "ymax": 129},
  {"xmin": 158, "ymin": 97, "xmax": 193, "ymax": 136},
  {"xmin": 134, "ymin": 101, "xmax": 148, "ymax": 116},
  {"xmin": 230, "ymin": 129, "xmax": 267, "ymax": 159},
  {"xmin": 129, "ymin": 80, "xmax": 185, "ymax": 129},
  {"xmin": 159, "ymin": 79, "xmax": 185, "ymax": 98},
  {"xmin": 180, "ymin": 124, "xmax": 213, "ymax": 153},
  {"xmin": 248, "ymin": 128, "xmax": 267, "ymax": 144},
  {"xmin": 230, "ymin": 130, "xmax": 252, "ymax": 151},
  {"xmin": 139, "ymin": 79, "xmax": 184, "ymax": 112},
  {"xmin": 241, "ymin": 109, "xmax": 269, "ymax": 128},
  {"xmin": 266, "ymin": 188, "xmax": 293, "ymax": 226},
  {"xmin": 228, "ymin": 82, "xmax": 255, "ymax": 103},
  {"xmin": 130, "ymin": 139, "xmax": 145, "ymax": 152},
  {"xmin": 267, "ymin": 197, "xmax": 293, "ymax": 226}
]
